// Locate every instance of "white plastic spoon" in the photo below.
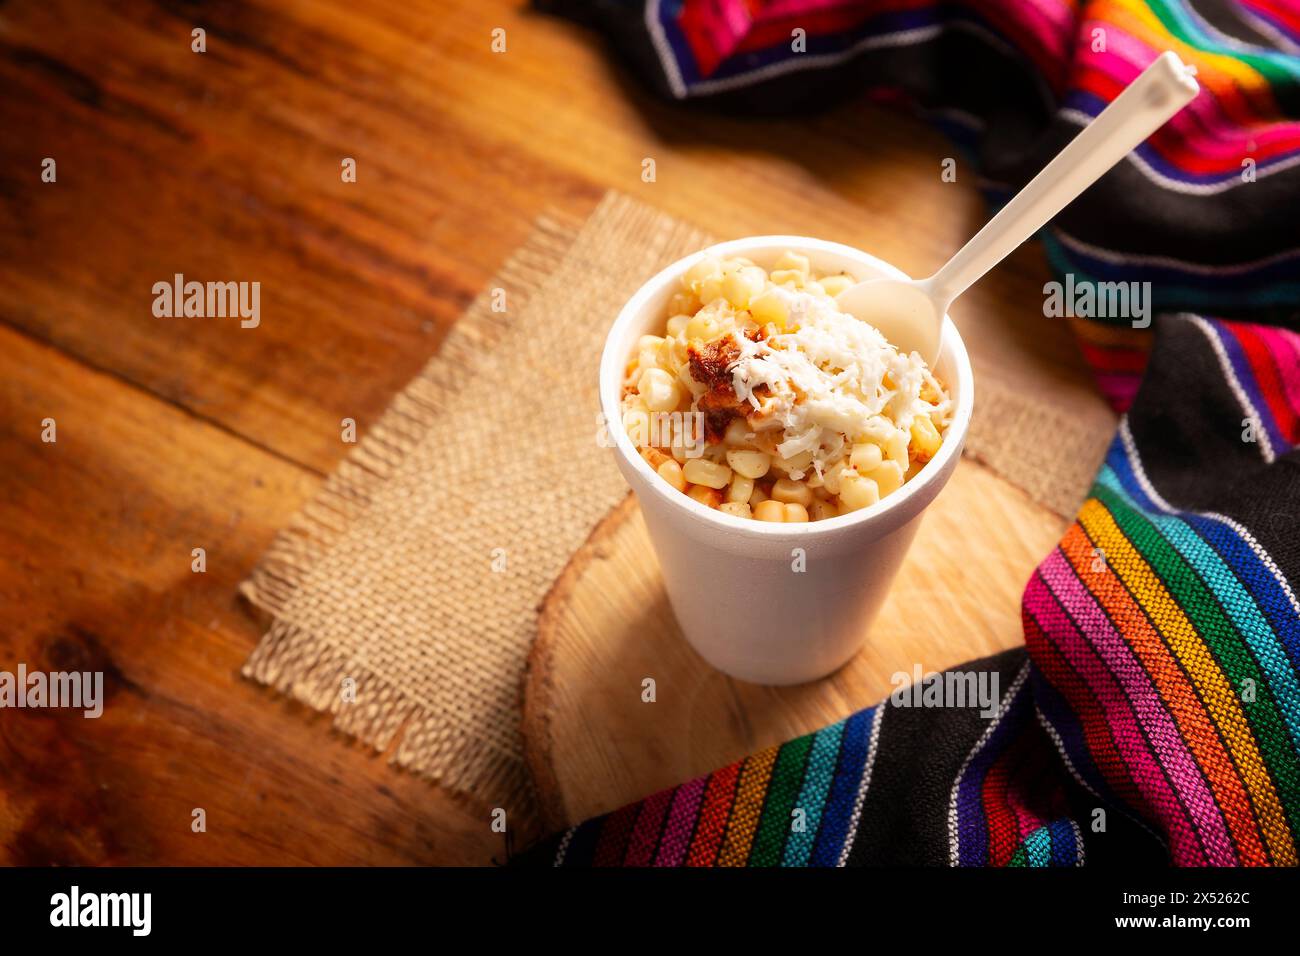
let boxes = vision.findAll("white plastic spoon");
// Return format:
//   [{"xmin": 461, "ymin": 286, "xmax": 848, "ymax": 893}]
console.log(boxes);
[{"xmin": 837, "ymin": 51, "xmax": 1200, "ymax": 365}]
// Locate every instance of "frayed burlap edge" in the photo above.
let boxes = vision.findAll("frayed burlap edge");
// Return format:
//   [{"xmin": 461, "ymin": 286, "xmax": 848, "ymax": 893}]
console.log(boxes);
[
  {"xmin": 964, "ymin": 375, "xmax": 1115, "ymax": 519},
  {"xmin": 239, "ymin": 203, "xmax": 588, "ymax": 803}
]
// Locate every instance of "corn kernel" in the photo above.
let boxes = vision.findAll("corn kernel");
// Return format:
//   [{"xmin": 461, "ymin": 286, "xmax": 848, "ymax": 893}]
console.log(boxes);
[
  {"xmin": 748, "ymin": 290, "xmax": 789, "ymax": 328},
  {"xmin": 771, "ymin": 478, "xmax": 813, "ymax": 507},
  {"xmin": 849, "ymin": 442, "xmax": 883, "ymax": 472},
  {"xmin": 774, "ymin": 251, "xmax": 810, "ymax": 275},
  {"xmin": 811, "ymin": 500, "xmax": 838, "ymax": 521},
  {"xmin": 657, "ymin": 459, "xmax": 686, "ymax": 492},
  {"xmin": 698, "ymin": 275, "xmax": 725, "ymax": 304},
  {"xmin": 750, "ymin": 429, "xmax": 779, "ymax": 455},
  {"xmin": 818, "ymin": 274, "xmax": 854, "ymax": 298},
  {"xmin": 822, "ymin": 463, "xmax": 846, "ymax": 495},
  {"xmin": 866, "ymin": 459, "xmax": 904, "ymax": 497},
  {"xmin": 686, "ymin": 312, "xmax": 722, "ymax": 342},
  {"xmin": 769, "ymin": 269, "xmax": 804, "ymax": 288},
  {"xmin": 910, "ymin": 414, "xmax": 942, "ymax": 460},
  {"xmin": 838, "ymin": 472, "xmax": 880, "ymax": 511},
  {"xmin": 683, "ymin": 458, "xmax": 732, "ymax": 489},
  {"xmin": 687, "ymin": 484, "xmax": 723, "ymax": 508},
  {"xmin": 667, "ymin": 337, "xmax": 689, "ymax": 369},
  {"xmin": 858, "ymin": 415, "xmax": 895, "ymax": 445},
  {"xmin": 623, "ymin": 405, "xmax": 651, "ymax": 446},
  {"xmin": 637, "ymin": 334, "xmax": 665, "ymax": 367},
  {"xmin": 640, "ymin": 446, "xmax": 670, "ymax": 469},
  {"xmin": 727, "ymin": 475, "xmax": 754, "ymax": 504},
  {"xmin": 723, "ymin": 418, "xmax": 755, "ymax": 448},
  {"xmin": 637, "ymin": 367, "xmax": 680, "ymax": 412},
  {"xmin": 754, "ymin": 499, "xmax": 785, "ymax": 522},
  {"xmin": 884, "ymin": 427, "xmax": 910, "ymax": 465},
  {"xmin": 685, "ymin": 256, "xmax": 722, "ymax": 290},
  {"xmin": 726, "ymin": 449, "xmax": 771, "ymax": 479},
  {"xmin": 668, "ymin": 292, "xmax": 699, "ymax": 316},
  {"xmin": 719, "ymin": 501, "xmax": 752, "ymax": 519},
  {"xmin": 723, "ymin": 266, "xmax": 766, "ymax": 309},
  {"xmin": 773, "ymin": 450, "xmax": 814, "ymax": 478},
  {"xmin": 783, "ymin": 502, "xmax": 810, "ymax": 522}
]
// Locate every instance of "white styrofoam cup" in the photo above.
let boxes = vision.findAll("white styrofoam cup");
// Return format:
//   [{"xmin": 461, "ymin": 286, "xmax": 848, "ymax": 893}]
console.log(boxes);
[{"xmin": 599, "ymin": 237, "xmax": 974, "ymax": 685}]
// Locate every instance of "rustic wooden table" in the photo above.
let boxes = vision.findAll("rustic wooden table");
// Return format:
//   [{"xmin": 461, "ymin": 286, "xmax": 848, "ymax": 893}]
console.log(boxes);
[{"xmin": 0, "ymin": 1, "xmax": 1106, "ymax": 864}]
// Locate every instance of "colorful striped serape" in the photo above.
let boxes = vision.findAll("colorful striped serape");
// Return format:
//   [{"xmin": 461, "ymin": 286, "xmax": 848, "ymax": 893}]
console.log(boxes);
[
  {"xmin": 519, "ymin": 1, "xmax": 1300, "ymax": 866},
  {"xmin": 540, "ymin": 0, "xmax": 1300, "ymax": 410}
]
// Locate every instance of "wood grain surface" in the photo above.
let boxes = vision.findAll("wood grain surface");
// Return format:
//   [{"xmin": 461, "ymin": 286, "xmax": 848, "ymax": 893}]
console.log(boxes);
[
  {"xmin": 524, "ymin": 464, "xmax": 1069, "ymax": 830},
  {"xmin": 0, "ymin": 1, "xmax": 1104, "ymax": 863}
]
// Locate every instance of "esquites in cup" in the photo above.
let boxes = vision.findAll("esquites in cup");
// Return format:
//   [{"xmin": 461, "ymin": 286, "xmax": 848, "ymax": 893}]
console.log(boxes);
[{"xmin": 620, "ymin": 250, "xmax": 953, "ymax": 523}]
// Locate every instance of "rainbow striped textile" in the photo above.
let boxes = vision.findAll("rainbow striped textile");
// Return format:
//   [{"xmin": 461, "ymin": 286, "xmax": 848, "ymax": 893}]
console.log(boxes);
[
  {"xmin": 523, "ymin": 314, "xmax": 1300, "ymax": 867},
  {"xmin": 539, "ymin": 0, "xmax": 1300, "ymax": 410},
  {"xmin": 519, "ymin": 1, "xmax": 1300, "ymax": 866}
]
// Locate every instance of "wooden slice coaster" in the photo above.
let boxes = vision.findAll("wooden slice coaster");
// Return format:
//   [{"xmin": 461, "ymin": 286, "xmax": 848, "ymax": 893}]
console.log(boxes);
[{"xmin": 521, "ymin": 459, "xmax": 1068, "ymax": 830}]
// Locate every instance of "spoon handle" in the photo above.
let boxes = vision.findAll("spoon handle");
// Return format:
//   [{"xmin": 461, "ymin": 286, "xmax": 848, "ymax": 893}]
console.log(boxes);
[{"xmin": 925, "ymin": 51, "xmax": 1199, "ymax": 309}]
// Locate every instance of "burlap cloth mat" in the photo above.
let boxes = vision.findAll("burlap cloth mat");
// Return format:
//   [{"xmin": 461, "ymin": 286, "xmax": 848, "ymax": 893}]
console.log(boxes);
[{"xmin": 240, "ymin": 191, "xmax": 1115, "ymax": 806}]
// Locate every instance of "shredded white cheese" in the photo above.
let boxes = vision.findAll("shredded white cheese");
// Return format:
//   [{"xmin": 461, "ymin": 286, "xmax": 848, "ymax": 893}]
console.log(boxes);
[{"xmin": 729, "ymin": 287, "xmax": 950, "ymax": 469}]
